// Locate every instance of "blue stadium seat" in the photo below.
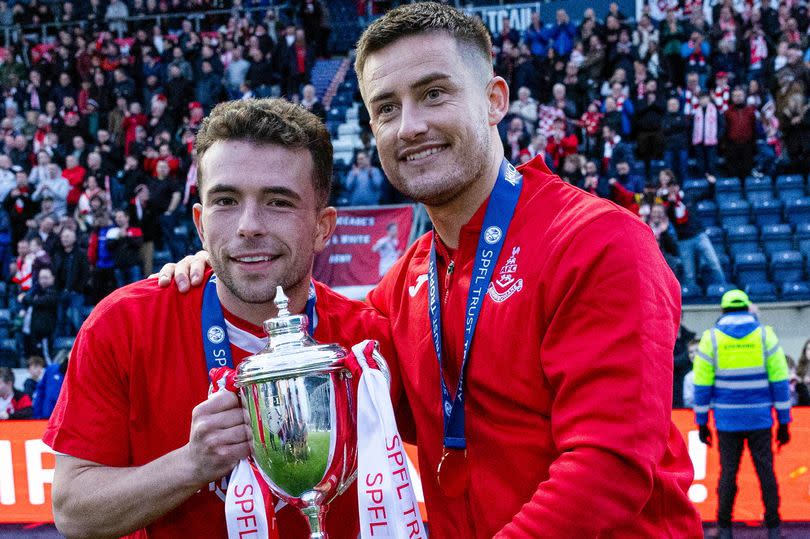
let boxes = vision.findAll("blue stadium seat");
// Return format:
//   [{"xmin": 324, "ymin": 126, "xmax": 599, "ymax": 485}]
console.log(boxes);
[
  {"xmin": 770, "ymin": 250, "xmax": 805, "ymax": 284},
  {"xmin": 706, "ymin": 283, "xmax": 733, "ymax": 303},
  {"xmin": 744, "ymin": 176, "xmax": 774, "ymax": 203},
  {"xmin": 745, "ymin": 282, "xmax": 778, "ymax": 303},
  {"xmin": 776, "ymin": 174, "xmax": 806, "ymax": 202},
  {"xmin": 0, "ymin": 310, "xmax": 9, "ymax": 339},
  {"xmin": 325, "ymin": 120, "xmax": 340, "ymax": 137},
  {"xmin": 735, "ymin": 252, "xmax": 768, "ymax": 285},
  {"xmin": 785, "ymin": 197, "xmax": 810, "ymax": 226},
  {"xmin": 719, "ymin": 199, "xmax": 751, "ymax": 227},
  {"xmin": 696, "ymin": 200, "xmax": 718, "ymax": 227},
  {"xmin": 780, "ymin": 281, "xmax": 810, "ymax": 301},
  {"xmin": 327, "ymin": 106, "xmax": 346, "ymax": 123},
  {"xmin": 681, "ymin": 283, "xmax": 703, "ymax": 304},
  {"xmin": 761, "ymin": 224, "xmax": 793, "ymax": 257},
  {"xmin": 796, "ymin": 222, "xmax": 810, "ymax": 258},
  {"xmin": 0, "ymin": 338, "xmax": 16, "ymax": 368},
  {"xmin": 751, "ymin": 198, "xmax": 783, "ymax": 227},
  {"xmin": 683, "ymin": 179, "xmax": 708, "ymax": 201},
  {"xmin": 715, "ymin": 177, "xmax": 742, "ymax": 204},
  {"xmin": 704, "ymin": 226, "xmax": 726, "ymax": 250},
  {"xmin": 726, "ymin": 224, "xmax": 760, "ymax": 256}
]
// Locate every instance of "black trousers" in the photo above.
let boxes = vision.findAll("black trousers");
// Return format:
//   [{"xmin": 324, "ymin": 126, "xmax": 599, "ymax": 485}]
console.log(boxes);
[
  {"xmin": 717, "ymin": 429, "xmax": 780, "ymax": 528},
  {"xmin": 725, "ymin": 141, "xmax": 755, "ymax": 179}
]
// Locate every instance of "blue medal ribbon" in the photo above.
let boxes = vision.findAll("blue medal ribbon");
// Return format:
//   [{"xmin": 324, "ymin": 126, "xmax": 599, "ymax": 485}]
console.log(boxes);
[
  {"xmin": 427, "ymin": 159, "xmax": 523, "ymax": 450},
  {"xmin": 201, "ymin": 274, "xmax": 317, "ymax": 382}
]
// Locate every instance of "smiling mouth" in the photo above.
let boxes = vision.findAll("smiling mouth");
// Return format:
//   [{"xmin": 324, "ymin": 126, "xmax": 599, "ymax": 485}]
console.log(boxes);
[
  {"xmin": 402, "ymin": 145, "xmax": 449, "ymax": 162},
  {"xmin": 231, "ymin": 255, "xmax": 280, "ymax": 264}
]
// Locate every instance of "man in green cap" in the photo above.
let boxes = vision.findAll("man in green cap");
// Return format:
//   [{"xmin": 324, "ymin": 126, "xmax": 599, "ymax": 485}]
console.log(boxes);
[{"xmin": 692, "ymin": 289, "xmax": 791, "ymax": 539}]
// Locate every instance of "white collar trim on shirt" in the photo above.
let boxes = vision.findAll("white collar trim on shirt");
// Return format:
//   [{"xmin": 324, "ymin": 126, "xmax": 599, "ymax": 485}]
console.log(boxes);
[{"xmin": 224, "ymin": 319, "xmax": 266, "ymax": 354}]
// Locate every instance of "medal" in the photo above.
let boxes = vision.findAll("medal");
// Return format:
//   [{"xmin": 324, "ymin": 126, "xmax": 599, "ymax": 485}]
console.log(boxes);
[
  {"xmin": 437, "ymin": 447, "xmax": 469, "ymax": 497},
  {"xmin": 427, "ymin": 159, "xmax": 523, "ymax": 498}
]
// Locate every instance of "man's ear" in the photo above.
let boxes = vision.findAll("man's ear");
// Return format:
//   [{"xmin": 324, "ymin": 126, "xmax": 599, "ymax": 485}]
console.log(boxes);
[
  {"xmin": 486, "ymin": 76, "xmax": 510, "ymax": 127},
  {"xmin": 314, "ymin": 206, "xmax": 337, "ymax": 253},
  {"xmin": 192, "ymin": 202, "xmax": 205, "ymax": 247}
]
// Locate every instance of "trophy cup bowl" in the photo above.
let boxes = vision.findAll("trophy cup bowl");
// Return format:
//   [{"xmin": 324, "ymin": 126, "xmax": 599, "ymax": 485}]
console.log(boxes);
[{"xmin": 236, "ymin": 287, "xmax": 357, "ymax": 539}]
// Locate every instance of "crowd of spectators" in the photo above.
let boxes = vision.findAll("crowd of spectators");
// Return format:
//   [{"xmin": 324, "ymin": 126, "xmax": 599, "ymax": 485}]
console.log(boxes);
[
  {"xmin": 496, "ymin": 1, "xmax": 810, "ymax": 289},
  {"xmin": 5, "ymin": 0, "xmax": 810, "ymax": 416},
  {"xmin": 0, "ymin": 0, "xmax": 335, "ymax": 384}
]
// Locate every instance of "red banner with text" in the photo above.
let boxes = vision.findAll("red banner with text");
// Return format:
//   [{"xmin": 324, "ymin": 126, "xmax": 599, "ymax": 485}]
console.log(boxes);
[
  {"xmin": 313, "ymin": 205, "xmax": 415, "ymax": 293},
  {"xmin": 2, "ymin": 412, "xmax": 809, "ymax": 523}
]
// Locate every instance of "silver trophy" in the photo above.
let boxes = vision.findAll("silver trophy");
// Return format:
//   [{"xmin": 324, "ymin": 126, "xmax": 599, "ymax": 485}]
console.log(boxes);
[{"xmin": 236, "ymin": 287, "xmax": 359, "ymax": 539}]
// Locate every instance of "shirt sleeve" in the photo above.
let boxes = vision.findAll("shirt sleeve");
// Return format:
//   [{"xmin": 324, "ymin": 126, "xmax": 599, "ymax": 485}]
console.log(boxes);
[
  {"xmin": 495, "ymin": 211, "xmax": 687, "ymax": 537},
  {"xmin": 43, "ymin": 305, "xmax": 132, "ymax": 466},
  {"xmin": 764, "ymin": 326, "xmax": 792, "ymax": 424},
  {"xmin": 693, "ymin": 330, "xmax": 716, "ymax": 425}
]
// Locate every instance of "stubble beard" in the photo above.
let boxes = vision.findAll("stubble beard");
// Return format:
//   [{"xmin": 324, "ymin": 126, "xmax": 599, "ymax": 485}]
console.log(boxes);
[
  {"xmin": 386, "ymin": 128, "xmax": 491, "ymax": 207},
  {"xmin": 209, "ymin": 250, "xmax": 308, "ymax": 306}
]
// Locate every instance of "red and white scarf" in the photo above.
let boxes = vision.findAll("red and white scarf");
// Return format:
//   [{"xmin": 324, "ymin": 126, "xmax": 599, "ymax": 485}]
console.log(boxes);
[
  {"xmin": 693, "ymin": 104, "xmax": 718, "ymax": 146},
  {"xmin": 684, "ymin": 88, "xmax": 701, "ymax": 116},
  {"xmin": 749, "ymin": 34, "xmax": 768, "ymax": 69},
  {"xmin": 713, "ymin": 85, "xmax": 730, "ymax": 113}
]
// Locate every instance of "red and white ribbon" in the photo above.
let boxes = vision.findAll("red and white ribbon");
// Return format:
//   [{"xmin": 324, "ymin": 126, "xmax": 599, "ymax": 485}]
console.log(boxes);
[
  {"xmin": 355, "ymin": 341, "xmax": 426, "ymax": 539},
  {"xmin": 208, "ymin": 367, "xmax": 279, "ymax": 539},
  {"xmin": 225, "ymin": 459, "xmax": 277, "ymax": 539}
]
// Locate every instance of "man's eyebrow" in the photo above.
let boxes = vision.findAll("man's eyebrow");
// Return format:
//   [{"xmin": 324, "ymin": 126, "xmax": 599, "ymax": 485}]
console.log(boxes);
[
  {"xmin": 260, "ymin": 186, "xmax": 302, "ymax": 201},
  {"xmin": 367, "ymin": 72, "xmax": 453, "ymax": 106},
  {"xmin": 205, "ymin": 184, "xmax": 302, "ymax": 201}
]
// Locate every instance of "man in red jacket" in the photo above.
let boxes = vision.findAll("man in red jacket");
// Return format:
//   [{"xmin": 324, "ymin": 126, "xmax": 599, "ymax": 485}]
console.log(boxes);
[
  {"xmin": 165, "ymin": 4, "xmax": 703, "ymax": 537},
  {"xmin": 724, "ymin": 87, "xmax": 758, "ymax": 180},
  {"xmin": 351, "ymin": 6, "xmax": 701, "ymax": 535}
]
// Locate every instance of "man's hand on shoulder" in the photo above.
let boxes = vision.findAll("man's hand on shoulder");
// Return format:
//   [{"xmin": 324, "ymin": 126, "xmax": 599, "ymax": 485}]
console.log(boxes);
[{"xmin": 154, "ymin": 250, "xmax": 210, "ymax": 292}]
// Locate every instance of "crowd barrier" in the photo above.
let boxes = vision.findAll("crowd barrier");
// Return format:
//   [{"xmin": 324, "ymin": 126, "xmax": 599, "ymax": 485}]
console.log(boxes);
[{"xmin": 1, "ymin": 410, "xmax": 808, "ymax": 524}]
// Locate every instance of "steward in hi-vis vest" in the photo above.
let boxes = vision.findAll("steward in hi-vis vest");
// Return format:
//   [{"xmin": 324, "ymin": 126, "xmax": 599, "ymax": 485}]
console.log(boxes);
[{"xmin": 692, "ymin": 289, "xmax": 791, "ymax": 539}]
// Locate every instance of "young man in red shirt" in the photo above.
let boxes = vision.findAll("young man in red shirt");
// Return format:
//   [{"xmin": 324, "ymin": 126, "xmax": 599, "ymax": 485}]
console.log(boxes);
[
  {"xmin": 44, "ymin": 100, "xmax": 392, "ymax": 538},
  {"xmin": 166, "ymin": 4, "xmax": 703, "ymax": 537}
]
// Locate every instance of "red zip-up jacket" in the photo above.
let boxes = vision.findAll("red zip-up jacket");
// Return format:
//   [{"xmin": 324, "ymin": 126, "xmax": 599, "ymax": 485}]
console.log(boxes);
[{"xmin": 367, "ymin": 156, "xmax": 702, "ymax": 538}]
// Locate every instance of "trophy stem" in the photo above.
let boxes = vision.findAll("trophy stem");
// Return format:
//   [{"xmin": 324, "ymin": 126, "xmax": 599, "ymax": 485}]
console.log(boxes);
[{"xmin": 301, "ymin": 504, "xmax": 329, "ymax": 539}]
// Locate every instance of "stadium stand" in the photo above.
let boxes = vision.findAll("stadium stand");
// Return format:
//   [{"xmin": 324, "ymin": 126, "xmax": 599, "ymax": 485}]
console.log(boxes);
[{"xmin": 0, "ymin": 0, "xmax": 810, "ymax": 376}]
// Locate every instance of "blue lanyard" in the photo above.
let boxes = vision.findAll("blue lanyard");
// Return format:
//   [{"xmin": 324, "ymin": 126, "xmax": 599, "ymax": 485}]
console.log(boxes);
[
  {"xmin": 427, "ymin": 159, "xmax": 523, "ymax": 450},
  {"xmin": 201, "ymin": 274, "xmax": 317, "ymax": 382}
]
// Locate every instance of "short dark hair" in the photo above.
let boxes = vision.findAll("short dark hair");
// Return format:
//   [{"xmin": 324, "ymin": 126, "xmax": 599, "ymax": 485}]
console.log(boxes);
[
  {"xmin": 195, "ymin": 99, "xmax": 332, "ymax": 208},
  {"xmin": 27, "ymin": 356, "xmax": 45, "ymax": 369},
  {"xmin": 0, "ymin": 367, "xmax": 13, "ymax": 384},
  {"xmin": 355, "ymin": 2, "xmax": 492, "ymax": 83}
]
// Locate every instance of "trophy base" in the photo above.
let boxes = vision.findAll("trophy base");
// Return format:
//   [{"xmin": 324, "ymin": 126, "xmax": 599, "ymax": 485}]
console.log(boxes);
[{"xmin": 301, "ymin": 493, "xmax": 329, "ymax": 539}]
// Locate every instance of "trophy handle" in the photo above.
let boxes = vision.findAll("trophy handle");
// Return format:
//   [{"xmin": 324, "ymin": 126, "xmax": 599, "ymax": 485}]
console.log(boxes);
[{"xmin": 301, "ymin": 491, "xmax": 329, "ymax": 539}]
